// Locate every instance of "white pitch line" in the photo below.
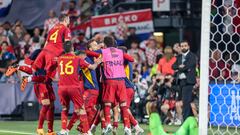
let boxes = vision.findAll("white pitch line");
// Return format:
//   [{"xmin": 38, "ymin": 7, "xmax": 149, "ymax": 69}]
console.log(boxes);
[{"xmin": 0, "ymin": 130, "xmax": 34, "ymax": 135}]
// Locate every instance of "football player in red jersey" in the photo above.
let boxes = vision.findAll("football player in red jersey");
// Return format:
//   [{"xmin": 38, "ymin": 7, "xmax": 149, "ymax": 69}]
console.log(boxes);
[
  {"xmin": 6, "ymin": 49, "xmax": 56, "ymax": 135},
  {"xmin": 6, "ymin": 14, "xmax": 71, "ymax": 90},
  {"xmin": 57, "ymin": 41, "xmax": 101, "ymax": 135},
  {"xmin": 5, "ymin": 14, "xmax": 70, "ymax": 135}
]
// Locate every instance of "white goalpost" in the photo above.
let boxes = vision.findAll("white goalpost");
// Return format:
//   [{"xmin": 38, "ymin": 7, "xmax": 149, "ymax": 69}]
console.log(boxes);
[
  {"xmin": 200, "ymin": 0, "xmax": 240, "ymax": 134},
  {"xmin": 199, "ymin": 0, "xmax": 211, "ymax": 134}
]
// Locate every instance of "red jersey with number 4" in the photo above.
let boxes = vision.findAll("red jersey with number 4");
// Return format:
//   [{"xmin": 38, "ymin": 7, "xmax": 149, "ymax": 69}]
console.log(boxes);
[
  {"xmin": 58, "ymin": 53, "xmax": 89, "ymax": 87},
  {"xmin": 45, "ymin": 23, "xmax": 71, "ymax": 56}
]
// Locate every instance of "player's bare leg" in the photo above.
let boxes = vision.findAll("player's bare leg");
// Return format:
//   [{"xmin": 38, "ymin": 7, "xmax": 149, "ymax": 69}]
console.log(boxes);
[{"xmin": 112, "ymin": 105, "xmax": 119, "ymax": 135}]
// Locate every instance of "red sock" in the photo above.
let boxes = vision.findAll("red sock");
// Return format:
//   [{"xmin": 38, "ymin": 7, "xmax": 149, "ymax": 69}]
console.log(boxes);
[
  {"xmin": 78, "ymin": 114, "xmax": 89, "ymax": 133},
  {"xmin": 19, "ymin": 66, "xmax": 33, "ymax": 74},
  {"xmin": 104, "ymin": 105, "xmax": 111, "ymax": 125},
  {"xmin": 32, "ymin": 76, "xmax": 45, "ymax": 83},
  {"xmin": 47, "ymin": 105, "xmax": 54, "ymax": 133},
  {"xmin": 101, "ymin": 119, "xmax": 106, "ymax": 129},
  {"xmin": 38, "ymin": 105, "xmax": 49, "ymax": 129},
  {"xmin": 129, "ymin": 112, "xmax": 138, "ymax": 126},
  {"xmin": 120, "ymin": 106, "xmax": 130, "ymax": 128},
  {"xmin": 86, "ymin": 107, "xmax": 97, "ymax": 126},
  {"xmin": 93, "ymin": 111, "xmax": 100, "ymax": 126},
  {"xmin": 61, "ymin": 110, "xmax": 68, "ymax": 130},
  {"xmin": 113, "ymin": 121, "xmax": 118, "ymax": 128},
  {"xmin": 67, "ymin": 112, "xmax": 78, "ymax": 130}
]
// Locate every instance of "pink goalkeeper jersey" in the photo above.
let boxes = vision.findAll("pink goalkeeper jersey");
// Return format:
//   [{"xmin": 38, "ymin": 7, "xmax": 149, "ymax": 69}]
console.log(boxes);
[{"xmin": 102, "ymin": 47, "xmax": 126, "ymax": 79}]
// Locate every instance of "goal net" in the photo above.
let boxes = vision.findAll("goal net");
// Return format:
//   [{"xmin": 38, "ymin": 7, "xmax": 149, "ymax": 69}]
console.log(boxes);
[{"xmin": 200, "ymin": 0, "xmax": 240, "ymax": 135}]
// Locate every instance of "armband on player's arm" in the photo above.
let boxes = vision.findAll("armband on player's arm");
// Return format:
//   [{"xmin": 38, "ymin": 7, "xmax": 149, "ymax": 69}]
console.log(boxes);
[{"xmin": 123, "ymin": 53, "xmax": 134, "ymax": 62}]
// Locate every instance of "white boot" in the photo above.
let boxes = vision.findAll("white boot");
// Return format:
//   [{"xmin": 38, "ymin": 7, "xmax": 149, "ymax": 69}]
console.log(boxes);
[
  {"xmin": 124, "ymin": 127, "xmax": 132, "ymax": 135},
  {"xmin": 134, "ymin": 125, "xmax": 144, "ymax": 135},
  {"xmin": 103, "ymin": 124, "xmax": 112, "ymax": 135}
]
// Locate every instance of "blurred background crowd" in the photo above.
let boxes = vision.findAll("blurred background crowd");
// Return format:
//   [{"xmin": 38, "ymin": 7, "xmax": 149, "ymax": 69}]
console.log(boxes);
[{"xmin": 1, "ymin": 0, "xmax": 239, "ymax": 126}]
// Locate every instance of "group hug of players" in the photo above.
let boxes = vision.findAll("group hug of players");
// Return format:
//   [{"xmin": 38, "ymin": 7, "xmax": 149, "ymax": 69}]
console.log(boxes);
[{"xmin": 5, "ymin": 14, "xmax": 144, "ymax": 135}]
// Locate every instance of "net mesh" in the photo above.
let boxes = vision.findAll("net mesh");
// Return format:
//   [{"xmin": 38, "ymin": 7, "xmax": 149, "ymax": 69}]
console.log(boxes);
[{"xmin": 209, "ymin": 0, "xmax": 240, "ymax": 134}]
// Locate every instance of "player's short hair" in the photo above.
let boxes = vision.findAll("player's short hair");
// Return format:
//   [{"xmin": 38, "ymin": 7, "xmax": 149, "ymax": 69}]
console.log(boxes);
[
  {"xmin": 104, "ymin": 36, "xmax": 116, "ymax": 47},
  {"xmin": 64, "ymin": 41, "xmax": 72, "ymax": 53},
  {"xmin": 86, "ymin": 39, "xmax": 96, "ymax": 49},
  {"xmin": 59, "ymin": 14, "xmax": 68, "ymax": 22}
]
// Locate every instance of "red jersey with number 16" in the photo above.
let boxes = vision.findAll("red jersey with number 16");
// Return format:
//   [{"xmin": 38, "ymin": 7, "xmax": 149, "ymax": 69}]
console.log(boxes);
[
  {"xmin": 45, "ymin": 23, "xmax": 71, "ymax": 56},
  {"xmin": 58, "ymin": 53, "xmax": 89, "ymax": 87}
]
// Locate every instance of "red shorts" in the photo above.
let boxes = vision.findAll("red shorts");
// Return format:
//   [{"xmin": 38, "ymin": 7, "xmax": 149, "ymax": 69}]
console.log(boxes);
[
  {"xmin": 34, "ymin": 83, "xmax": 55, "ymax": 104},
  {"xmin": 126, "ymin": 88, "xmax": 135, "ymax": 108},
  {"xmin": 163, "ymin": 100, "xmax": 176, "ymax": 110},
  {"xmin": 102, "ymin": 80, "xmax": 127, "ymax": 103},
  {"xmin": 83, "ymin": 90, "xmax": 99, "ymax": 108},
  {"xmin": 58, "ymin": 86, "xmax": 84, "ymax": 109},
  {"xmin": 32, "ymin": 49, "xmax": 58, "ymax": 74}
]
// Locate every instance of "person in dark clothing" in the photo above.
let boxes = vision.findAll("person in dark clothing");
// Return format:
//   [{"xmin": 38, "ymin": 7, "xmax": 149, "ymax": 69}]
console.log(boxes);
[
  {"xmin": 125, "ymin": 27, "xmax": 140, "ymax": 49},
  {"xmin": 172, "ymin": 40, "xmax": 197, "ymax": 122}
]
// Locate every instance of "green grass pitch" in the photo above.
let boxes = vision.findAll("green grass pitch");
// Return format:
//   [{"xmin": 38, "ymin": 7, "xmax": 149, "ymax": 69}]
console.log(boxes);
[
  {"xmin": 0, "ymin": 120, "xmax": 179, "ymax": 135},
  {"xmin": 0, "ymin": 120, "xmax": 237, "ymax": 135}
]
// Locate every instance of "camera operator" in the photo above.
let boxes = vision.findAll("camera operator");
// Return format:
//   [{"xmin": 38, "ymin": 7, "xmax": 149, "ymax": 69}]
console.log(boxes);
[
  {"xmin": 172, "ymin": 41, "xmax": 197, "ymax": 122},
  {"xmin": 158, "ymin": 75, "xmax": 176, "ymax": 125},
  {"xmin": 145, "ymin": 74, "xmax": 163, "ymax": 116}
]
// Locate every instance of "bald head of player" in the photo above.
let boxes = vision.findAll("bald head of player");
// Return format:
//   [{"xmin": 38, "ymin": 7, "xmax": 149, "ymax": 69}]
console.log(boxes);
[
  {"xmin": 103, "ymin": 36, "xmax": 116, "ymax": 48},
  {"xmin": 59, "ymin": 14, "xmax": 70, "ymax": 27}
]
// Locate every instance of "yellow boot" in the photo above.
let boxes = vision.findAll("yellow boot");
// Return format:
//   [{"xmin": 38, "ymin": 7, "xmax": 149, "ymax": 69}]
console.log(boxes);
[
  {"xmin": 47, "ymin": 132, "xmax": 57, "ymax": 135},
  {"xmin": 36, "ymin": 129, "xmax": 45, "ymax": 135}
]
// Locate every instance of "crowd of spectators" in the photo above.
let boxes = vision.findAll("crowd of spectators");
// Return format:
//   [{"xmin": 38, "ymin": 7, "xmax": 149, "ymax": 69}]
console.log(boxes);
[
  {"xmin": 0, "ymin": 20, "xmax": 200, "ymax": 127},
  {"xmin": 2, "ymin": 0, "xmax": 239, "ymax": 126}
]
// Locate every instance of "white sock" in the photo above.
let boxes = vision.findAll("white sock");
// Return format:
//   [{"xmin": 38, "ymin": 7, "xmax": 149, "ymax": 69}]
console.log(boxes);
[
  {"xmin": 134, "ymin": 124, "xmax": 139, "ymax": 129},
  {"xmin": 27, "ymin": 76, "xmax": 32, "ymax": 82},
  {"xmin": 60, "ymin": 129, "xmax": 66, "ymax": 134}
]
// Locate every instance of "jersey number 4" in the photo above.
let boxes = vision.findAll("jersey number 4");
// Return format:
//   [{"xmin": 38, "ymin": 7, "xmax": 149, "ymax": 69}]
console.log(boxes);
[
  {"xmin": 60, "ymin": 60, "xmax": 74, "ymax": 75},
  {"xmin": 50, "ymin": 30, "xmax": 59, "ymax": 43}
]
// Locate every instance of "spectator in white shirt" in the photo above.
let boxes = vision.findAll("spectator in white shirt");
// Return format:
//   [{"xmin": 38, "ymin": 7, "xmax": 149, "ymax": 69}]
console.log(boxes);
[{"xmin": 42, "ymin": 10, "xmax": 59, "ymax": 37}]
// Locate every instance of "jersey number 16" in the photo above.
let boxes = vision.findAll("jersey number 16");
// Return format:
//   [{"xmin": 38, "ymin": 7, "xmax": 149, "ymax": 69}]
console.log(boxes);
[{"xmin": 60, "ymin": 60, "xmax": 74, "ymax": 75}]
